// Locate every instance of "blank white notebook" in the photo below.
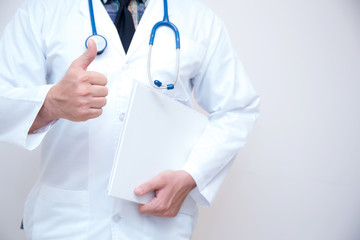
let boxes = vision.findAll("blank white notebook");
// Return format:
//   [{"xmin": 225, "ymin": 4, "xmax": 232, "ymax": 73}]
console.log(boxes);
[{"xmin": 107, "ymin": 81, "xmax": 209, "ymax": 204}]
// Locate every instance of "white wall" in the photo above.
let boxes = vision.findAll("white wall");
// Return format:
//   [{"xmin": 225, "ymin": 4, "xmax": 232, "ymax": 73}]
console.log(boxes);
[
  {"xmin": 1, "ymin": 0, "xmax": 360, "ymax": 240},
  {"xmin": 193, "ymin": 0, "xmax": 360, "ymax": 240},
  {"xmin": 0, "ymin": 2, "xmax": 40, "ymax": 240}
]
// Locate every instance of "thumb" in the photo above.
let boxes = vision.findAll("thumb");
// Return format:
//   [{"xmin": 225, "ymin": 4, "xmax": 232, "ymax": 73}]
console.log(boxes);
[
  {"xmin": 73, "ymin": 39, "xmax": 97, "ymax": 70},
  {"xmin": 134, "ymin": 182, "xmax": 154, "ymax": 196},
  {"xmin": 135, "ymin": 178, "xmax": 165, "ymax": 196}
]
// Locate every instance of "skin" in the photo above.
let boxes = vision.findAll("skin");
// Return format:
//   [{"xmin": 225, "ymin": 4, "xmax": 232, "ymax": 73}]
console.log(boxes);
[
  {"xmin": 29, "ymin": 39, "xmax": 196, "ymax": 217},
  {"xmin": 29, "ymin": 39, "xmax": 108, "ymax": 132},
  {"xmin": 135, "ymin": 170, "xmax": 196, "ymax": 217}
]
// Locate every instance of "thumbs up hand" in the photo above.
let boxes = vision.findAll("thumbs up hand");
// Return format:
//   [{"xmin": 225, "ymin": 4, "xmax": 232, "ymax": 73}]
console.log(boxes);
[{"xmin": 44, "ymin": 39, "xmax": 108, "ymax": 122}]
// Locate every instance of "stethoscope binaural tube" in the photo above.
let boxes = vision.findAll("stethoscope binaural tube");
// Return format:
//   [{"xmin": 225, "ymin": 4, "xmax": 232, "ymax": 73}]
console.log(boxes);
[
  {"xmin": 86, "ymin": 0, "xmax": 180, "ymax": 90},
  {"xmin": 86, "ymin": 0, "xmax": 108, "ymax": 55},
  {"xmin": 147, "ymin": 0, "xmax": 180, "ymax": 90}
]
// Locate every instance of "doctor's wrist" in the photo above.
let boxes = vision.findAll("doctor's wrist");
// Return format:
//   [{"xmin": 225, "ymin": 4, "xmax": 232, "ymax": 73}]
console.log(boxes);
[
  {"xmin": 29, "ymin": 87, "xmax": 59, "ymax": 133},
  {"xmin": 179, "ymin": 170, "xmax": 197, "ymax": 191}
]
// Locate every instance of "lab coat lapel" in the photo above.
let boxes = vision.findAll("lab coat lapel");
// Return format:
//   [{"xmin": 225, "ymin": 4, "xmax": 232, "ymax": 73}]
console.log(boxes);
[
  {"xmin": 78, "ymin": 0, "xmax": 173, "ymax": 61},
  {"xmin": 79, "ymin": 0, "xmax": 125, "ymax": 57},
  {"xmin": 125, "ymin": 0, "xmax": 165, "ymax": 60}
]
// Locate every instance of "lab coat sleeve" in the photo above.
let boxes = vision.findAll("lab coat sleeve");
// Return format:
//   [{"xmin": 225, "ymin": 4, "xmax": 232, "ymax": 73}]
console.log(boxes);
[
  {"xmin": 0, "ymin": 0, "xmax": 53, "ymax": 150},
  {"xmin": 182, "ymin": 19, "xmax": 260, "ymax": 207}
]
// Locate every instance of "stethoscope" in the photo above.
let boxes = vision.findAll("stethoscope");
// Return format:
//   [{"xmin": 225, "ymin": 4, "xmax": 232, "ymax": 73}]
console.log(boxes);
[
  {"xmin": 85, "ymin": 0, "xmax": 180, "ymax": 90},
  {"xmin": 85, "ymin": 0, "xmax": 108, "ymax": 55}
]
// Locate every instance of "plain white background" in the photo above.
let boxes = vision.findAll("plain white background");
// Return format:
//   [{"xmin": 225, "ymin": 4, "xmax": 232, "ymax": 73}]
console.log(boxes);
[{"xmin": 1, "ymin": 0, "xmax": 360, "ymax": 240}]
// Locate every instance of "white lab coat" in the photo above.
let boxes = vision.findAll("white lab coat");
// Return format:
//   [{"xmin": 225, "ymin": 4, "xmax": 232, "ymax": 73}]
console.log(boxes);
[{"xmin": 0, "ymin": 0, "xmax": 259, "ymax": 239}]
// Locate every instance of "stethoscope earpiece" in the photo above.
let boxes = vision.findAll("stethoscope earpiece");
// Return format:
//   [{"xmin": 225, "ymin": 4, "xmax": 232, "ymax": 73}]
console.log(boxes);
[
  {"xmin": 154, "ymin": 80, "xmax": 162, "ymax": 87},
  {"xmin": 154, "ymin": 80, "xmax": 175, "ymax": 90},
  {"xmin": 166, "ymin": 84, "xmax": 174, "ymax": 90}
]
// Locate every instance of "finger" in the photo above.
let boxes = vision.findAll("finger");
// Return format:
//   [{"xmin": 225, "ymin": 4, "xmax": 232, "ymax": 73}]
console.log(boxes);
[
  {"xmin": 138, "ymin": 197, "xmax": 162, "ymax": 216},
  {"xmin": 86, "ymin": 71, "xmax": 108, "ymax": 86},
  {"xmin": 87, "ymin": 108, "xmax": 103, "ymax": 119},
  {"xmin": 89, "ymin": 97, "xmax": 107, "ymax": 109},
  {"xmin": 75, "ymin": 108, "xmax": 103, "ymax": 121},
  {"xmin": 72, "ymin": 39, "xmax": 97, "ymax": 70},
  {"xmin": 90, "ymin": 85, "xmax": 108, "ymax": 97},
  {"xmin": 138, "ymin": 193, "xmax": 177, "ymax": 217},
  {"xmin": 135, "ymin": 177, "xmax": 166, "ymax": 196}
]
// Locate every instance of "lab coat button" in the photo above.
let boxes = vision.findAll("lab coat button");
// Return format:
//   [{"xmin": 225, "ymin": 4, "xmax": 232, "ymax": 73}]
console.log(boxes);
[
  {"xmin": 112, "ymin": 214, "xmax": 122, "ymax": 222},
  {"xmin": 119, "ymin": 112, "xmax": 125, "ymax": 121}
]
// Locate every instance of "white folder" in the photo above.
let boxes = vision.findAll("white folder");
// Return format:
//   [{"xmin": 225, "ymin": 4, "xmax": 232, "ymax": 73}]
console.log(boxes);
[{"xmin": 107, "ymin": 81, "xmax": 208, "ymax": 204}]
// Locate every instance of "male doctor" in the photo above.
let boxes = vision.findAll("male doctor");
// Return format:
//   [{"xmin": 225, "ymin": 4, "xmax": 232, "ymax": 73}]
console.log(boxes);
[{"xmin": 0, "ymin": 0, "xmax": 259, "ymax": 239}]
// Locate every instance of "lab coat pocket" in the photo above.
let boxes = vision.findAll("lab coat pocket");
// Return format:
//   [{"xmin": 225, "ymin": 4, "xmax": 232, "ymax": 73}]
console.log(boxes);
[
  {"xmin": 31, "ymin": 185, "xmax": 90, "ymax": 240},
  {"xmin": 142, "ymin": 196, "xmax": 198, "ymax": 240},
  {"xmin": 179, "ymin": 37, "xmax": 207, "ymax": 81},
  {"xmin": 178, "ymin": 195, "xmax": 198, "ymax": 217},
  {"xmin": 155, "ymin": 37, "xmax": 206, "ymax": 104},
  {"xmin": 143, "ymin": 211, "xmax": 197, "ymax": 240}
]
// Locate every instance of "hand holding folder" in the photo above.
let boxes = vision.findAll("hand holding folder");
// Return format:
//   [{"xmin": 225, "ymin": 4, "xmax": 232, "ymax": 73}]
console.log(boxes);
[
  {"xmin": 108, "ymin": 81, "xmax": 208, "ymax": 204},
  {"xmin": 134, "ymin": 169, "xmax": 197, "ymax": 216}
]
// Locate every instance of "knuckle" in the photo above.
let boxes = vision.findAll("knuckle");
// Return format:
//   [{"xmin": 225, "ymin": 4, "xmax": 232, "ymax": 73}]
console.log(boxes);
[
  {"xmin": 75, "ymin": 98, "xmax": 88, "ymax": 107},
  {"xmin": 157, "ymin": 174, "xmax": 167, "ymax": 183},
  {"xmin": 76, "ymin": 86, "xmax": 91, "ymax": 97},
  {"xmin": 78, "ymin": 73, "xmax": 90, "ymax": 83},
  {"xmin": 155, "ymin": 174, "xmax": 164, "ymax": 182}
]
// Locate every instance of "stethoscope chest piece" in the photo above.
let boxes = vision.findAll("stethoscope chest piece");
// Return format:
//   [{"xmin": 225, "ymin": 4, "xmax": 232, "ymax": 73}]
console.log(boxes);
[{"xmin": 85, "ymin": 34, "xmax": 108, "ymax": 55}]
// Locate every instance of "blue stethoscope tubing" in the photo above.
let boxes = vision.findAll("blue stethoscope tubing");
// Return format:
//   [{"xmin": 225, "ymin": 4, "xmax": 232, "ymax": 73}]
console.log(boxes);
[
  {"xmin": 86, "ymin": 0, "xmax": 180, "ymax": 90},
  {"xmin": 86, "ymin": 0, "xmax": 108, "ymax": 55},
  {"xmin": 147, "ymin": 0, "xmax": 180, "ymax": 90}
]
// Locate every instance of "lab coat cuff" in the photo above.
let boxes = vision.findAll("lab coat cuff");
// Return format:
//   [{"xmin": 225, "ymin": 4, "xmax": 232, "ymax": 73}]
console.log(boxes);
[
  {"xmin": 25, "ymin": 84, "xmax": 56, "ymax": 150},
  {"xmin": 182, "ymin": 161, "xmax": 211, "ymax": 207},
  {"xmin": 26, "ymin": 119, "xmax": 57, "ymax": 149}
]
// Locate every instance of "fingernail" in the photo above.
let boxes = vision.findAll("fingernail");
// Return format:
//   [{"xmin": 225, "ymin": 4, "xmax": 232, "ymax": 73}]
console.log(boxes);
[{"xmin": 135, "ymin": 187, "xmax": 143, "ymax": 195}]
